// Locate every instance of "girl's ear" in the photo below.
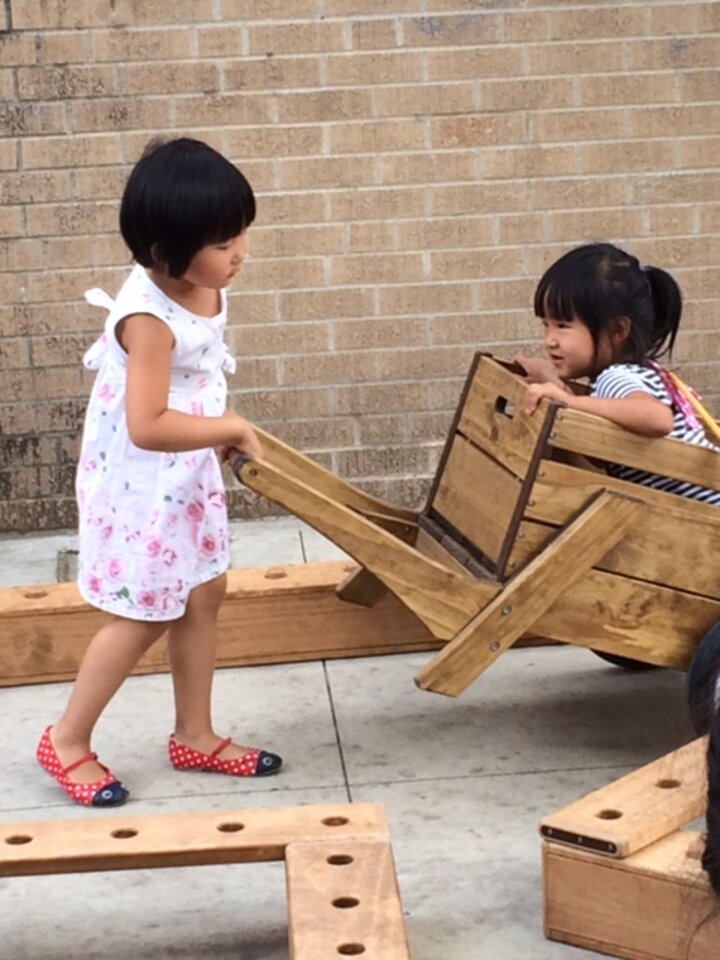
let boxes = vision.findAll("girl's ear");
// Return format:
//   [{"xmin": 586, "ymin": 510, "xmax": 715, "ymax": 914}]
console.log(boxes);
[
  {"xmin": 609, "ymin": 315, "xmax": 631, "ymax": 345},
  {"xmin": 149, "ymin": 243, "xmax": 166, "ymax": 270}
]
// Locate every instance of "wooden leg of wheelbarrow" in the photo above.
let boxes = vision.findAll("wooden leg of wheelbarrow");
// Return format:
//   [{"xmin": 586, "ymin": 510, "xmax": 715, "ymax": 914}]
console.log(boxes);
[{"xmin": 415, "ymin": 490, "xmax": 644, "ymax": 697}]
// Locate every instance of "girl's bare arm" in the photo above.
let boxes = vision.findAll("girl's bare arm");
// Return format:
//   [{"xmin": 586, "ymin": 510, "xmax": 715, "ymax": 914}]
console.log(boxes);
[
  {"xmin": 121, "ymin": 313, "xmax": 261, "ymax": 456},
  {"xmin": 524, "ymin": 381, "xmax": 674, "ymax": 437}
]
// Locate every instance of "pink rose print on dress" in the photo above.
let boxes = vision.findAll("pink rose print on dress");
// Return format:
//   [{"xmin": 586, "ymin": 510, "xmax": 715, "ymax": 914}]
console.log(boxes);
[
  {"xmin": 138, "ymin": 590, "xmax": 157, "ymax": 609},
  {"xmin": 82, "ymin": 457, "xmax": 98, "ymax": 473},
  {"xmin": 101, "ymin": 525, "xmax": 113, "ymax": 542},
  {"xmin": 88, "ymin": 575, "xmax": 102, "ymax": 594},
  {"xmin": 200, "ymin": 535, "xmax": 217, "ymax": 556},
  {"xmin": 98, "ymin": 383, "xmax": 116, "ymax": 403},
  {"xmin": 107, "ymin": 558, "xmax": 122, "ymax": 580},
  {"xmin": 208, "ymin": 491, "xmax": 225, "ymax": 508},
  {"xmin": 145, "ymin": 538, "xmax": 162, "ymax": 558},
  {"xmin": 186, "ymin": 500, "xmax": 204, "ymax": 521},
  {"xmin": 162, "ymin": 548, "xmax": 177, "ymax": 567}
]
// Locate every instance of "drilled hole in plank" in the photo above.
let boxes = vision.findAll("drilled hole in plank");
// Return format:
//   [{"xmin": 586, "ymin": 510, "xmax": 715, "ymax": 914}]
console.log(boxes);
[
  {"xmin": 337, "ymin": 944, "xmax": 365, "ymax": 956},
  {"xmin": 322, "ymin": 816, "xmax": 350, "ymax": 827},
  {"xmin": 264, "ymin": 568, "xmax": 287, "ymax": 580},
  {"xmin": 217, "ymin": 822, "xmax": 245, "ymax": 833},
  {"xmin": 596, "ymin": 809, "xmax": 622, "ymax": 820},
  {"xmin": 111, "ymin": 829, "xmax": 138, "ymax": 839},
  {"xmin": 332, "ymin": 897, "xmax": 360, "ymax": 909},
  {"xmin": 23, "ymin": 589, "xmax": 47, "ymax": 599},
  {"xmin": 327, "ymin": 854, "xmax": 354, "ymax": 866},
  {"xmin": 656, "ymin": 778, "xmax": 681, "ymax": 789},
  {"xmin": 5, "ymin": 834, "xmax": 32, "ymax": 845}
]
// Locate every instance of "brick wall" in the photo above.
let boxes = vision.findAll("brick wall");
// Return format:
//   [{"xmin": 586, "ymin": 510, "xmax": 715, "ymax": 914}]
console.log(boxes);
[{"xmin": 1, "ymin": 1, "xmax": 719, "ymax": 531}]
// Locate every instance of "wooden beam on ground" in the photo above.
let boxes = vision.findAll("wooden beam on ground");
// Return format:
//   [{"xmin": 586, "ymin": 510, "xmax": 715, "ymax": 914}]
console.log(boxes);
[
  {"xmin": 415, "ymin": 490, "xmax": 644, "ymax": 696},
  {"xmin": 0, "ymin": 561, "xmax": 437, "ymax": 687},
  {"xmin": 0, "ymin": 802, "xmax": 387, "ymax": 877},
  {"xmin": 0, "ymin": 802, "xmax": 411, "ymax": 959}
]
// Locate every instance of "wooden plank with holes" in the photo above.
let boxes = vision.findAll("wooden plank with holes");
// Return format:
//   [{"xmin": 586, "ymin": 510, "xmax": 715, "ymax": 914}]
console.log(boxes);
[
  {"xmin": 415, "ymin": 491, "xmax": 644, "ymax": 696},
  {"xmin": 543, "ymin": 832, "xmax": 718, "ymax": 960},
  {"xmin": 540, "ymin": 737, "xmax": 707, "ymax": 858},
  {"xmin": 0, "ymin": 802, "xmax": 388, "ymax": 877},
  {"xmin": 286, "ymin": 840, "xmax": 411, "ymax": 960},
  {"xmin": 0, "ymin": 802, "xmax": 410, "ymax": 959}
]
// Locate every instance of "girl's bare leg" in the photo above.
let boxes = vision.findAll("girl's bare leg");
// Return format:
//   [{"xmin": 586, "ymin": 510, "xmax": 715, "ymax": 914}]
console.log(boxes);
[
  {"xmin": 51, "ymin": 617, "xmax": 167, "ymax": 782},
  {"xmin": 167, "ymin": 573, "xmax": 252, "ymax": 758}
]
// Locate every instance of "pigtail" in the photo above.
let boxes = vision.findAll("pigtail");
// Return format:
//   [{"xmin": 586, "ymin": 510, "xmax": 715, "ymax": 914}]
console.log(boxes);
[{"xmin": 644, "ymin": 265, "xmax": 682, "ymax": 359}]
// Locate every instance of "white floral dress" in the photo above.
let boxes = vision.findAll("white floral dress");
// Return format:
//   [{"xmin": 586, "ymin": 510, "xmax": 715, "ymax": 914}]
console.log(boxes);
[{"xmin": 76, "ymin": 265, "xmax": 235, "ymax": 621}]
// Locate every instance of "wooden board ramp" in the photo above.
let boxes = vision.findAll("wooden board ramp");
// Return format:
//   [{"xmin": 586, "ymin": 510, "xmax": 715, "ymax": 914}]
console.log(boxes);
[
  {"xmin": 542, "ymin": 738, "xmax": 718, "ymax": 960},
  {"xmin": 0, "ymin": 801, "xmax": 411, "ymax": 959}
]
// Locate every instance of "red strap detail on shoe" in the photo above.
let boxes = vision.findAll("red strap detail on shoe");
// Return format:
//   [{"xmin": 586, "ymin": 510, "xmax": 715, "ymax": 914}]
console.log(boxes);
[
  {"xmin": 210, "ymin": 737, "xmax": 233, "ymax": 759},
  {"xmin": 64, "ymin": 751, "xmax": 100, "ymax": 775}
]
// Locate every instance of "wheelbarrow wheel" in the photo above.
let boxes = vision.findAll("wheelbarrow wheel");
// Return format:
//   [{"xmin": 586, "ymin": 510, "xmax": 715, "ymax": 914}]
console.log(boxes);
[
  {"xmin": 591, "ymin": 650, "xmax": 659, "ymax": 671},
  {"xmin": 687, "ymin": 621, "xmax": 720, "ymax": 736}
]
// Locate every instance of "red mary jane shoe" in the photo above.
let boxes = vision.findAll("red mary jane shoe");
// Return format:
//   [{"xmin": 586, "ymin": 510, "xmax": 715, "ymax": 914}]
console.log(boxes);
[
  {"xmin": 168, "ymin": 734, "xmax": 282, "ymax": 777},
  {"xmin": 36, "ymin": 726, "xmax": 128, "ymax": 807}
]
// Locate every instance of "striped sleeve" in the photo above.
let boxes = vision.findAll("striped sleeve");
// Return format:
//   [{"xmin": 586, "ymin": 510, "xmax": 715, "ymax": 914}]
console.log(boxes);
[{"xmin": 592, "ymin": 365, "xmax": 672, "ymax": 406}]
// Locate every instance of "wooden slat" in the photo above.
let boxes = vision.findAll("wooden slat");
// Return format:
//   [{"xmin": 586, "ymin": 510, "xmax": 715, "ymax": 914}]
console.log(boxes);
[
  {"xmin": 456, "ymin": 355, "xmax": 554, "ymax": 477},
  {"xmin": 532, "ymin": 565, "xmax": 719, "ymax": 668},
  {"xmin": 509, "ymin": 512, "xmax": 720, "ymax": 601},
  {"xmin": 543, "ymin": 833, "xmax": 718, "ymax": 960},
  {"xmin": 549, "ymin": 407, "xmax": 720, "ymax": 492},
  {"xmin": 0, "ymin": 803, "xmax": 387, "ymax": 878},
  {"xmin": 430, "ymin": 434, "xmax": 524, "ymax": 568},
  {"xmin": 416, "ymin": 491, "xmax": 644, "ymax": 696},
  {"xmin": 286, "ymin": 840, "xmax": 410, "ymax": 960},
  {"xmin": 236, "ymin": 457, "xmax": 493, "ymax": 639},
  {"xmin": 540, "ymin": 738, "xmax": 707, "ymax": 858},
  {"xmin": 516, "ymin": 458, "xmax": 720, "ymax": 598}
]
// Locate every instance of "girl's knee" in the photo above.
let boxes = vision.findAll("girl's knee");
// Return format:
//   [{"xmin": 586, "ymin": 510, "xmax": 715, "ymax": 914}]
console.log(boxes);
[{"xmin": 190, "ymin": 573, "xmax": 227, "ymax": 611}]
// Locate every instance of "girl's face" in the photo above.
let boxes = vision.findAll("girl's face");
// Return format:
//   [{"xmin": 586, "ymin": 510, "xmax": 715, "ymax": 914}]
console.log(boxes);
[
  {"xmin": 540, "ymin": 315, "xmax": 614, "ymax": 379},
  {"xmin": 182, "ymin": 232, "xmax": 249, "ymax": 289}
]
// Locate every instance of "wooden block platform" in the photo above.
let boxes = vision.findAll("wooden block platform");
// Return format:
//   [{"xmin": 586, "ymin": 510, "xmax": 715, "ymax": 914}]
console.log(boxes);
[
  {"xmin": 0, "ymin": 801, "xmax": 411, "ymax": 959},
  {"xmin": 541, "ymin": 738, "xmax": 718, "ymax": 960}
]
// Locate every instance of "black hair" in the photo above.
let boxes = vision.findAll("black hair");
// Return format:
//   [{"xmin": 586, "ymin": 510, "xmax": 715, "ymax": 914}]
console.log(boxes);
[
  {"xmin": 534, "ymin": 243, "xmax": 683, "ymax": 371},
  {"xmin": 119, "ymin": 137, "xmax": 256, "ymax": 279}
]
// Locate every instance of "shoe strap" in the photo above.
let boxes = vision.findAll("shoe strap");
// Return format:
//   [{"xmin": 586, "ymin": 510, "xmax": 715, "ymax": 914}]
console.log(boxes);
[
  {"xmin": 210, "ymin": 737, "xmax": 233, "ymax": 759},
  {"xmin": 64, "ymin": 751, "xmax": 108, "ymax": 776}
]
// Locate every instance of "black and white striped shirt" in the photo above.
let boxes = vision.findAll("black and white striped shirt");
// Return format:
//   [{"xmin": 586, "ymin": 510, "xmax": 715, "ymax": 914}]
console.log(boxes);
[{"xmin": 591, "ymin": 363, "xmax": 720, "ymax": 506}]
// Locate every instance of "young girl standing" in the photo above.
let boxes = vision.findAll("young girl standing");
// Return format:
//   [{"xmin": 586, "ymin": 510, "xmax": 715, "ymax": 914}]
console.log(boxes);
[
  {"xmin": 516, "ymin": 242, "xmax": 720, "ymax": 505},
  {"xmin": 37, "ymin": 138, "xmax": 282, "ymax": 807}
]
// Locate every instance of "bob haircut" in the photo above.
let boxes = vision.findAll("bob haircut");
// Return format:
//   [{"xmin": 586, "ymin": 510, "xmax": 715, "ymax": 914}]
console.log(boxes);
[
  {"xmin": 533, "ymin": 242, "xmax": 682, "ymax": 370},
  {"xmin": 120, "ymin": 137, "xmax": 256, "ymax": 279}
]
